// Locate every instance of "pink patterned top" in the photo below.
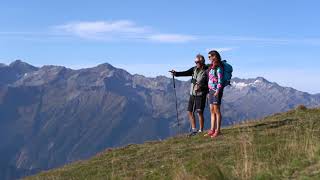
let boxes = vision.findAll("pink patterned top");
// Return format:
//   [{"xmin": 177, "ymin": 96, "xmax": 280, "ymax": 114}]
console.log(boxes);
[{"xmin": 208, "ymin": 65, "xmax": 224, "ymax": 93}]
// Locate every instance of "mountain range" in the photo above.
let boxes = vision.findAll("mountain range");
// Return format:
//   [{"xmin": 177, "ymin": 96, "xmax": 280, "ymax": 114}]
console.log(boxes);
[{"xmin": 0, "ymin": 60, "xmax": 319, "ymax": 179}]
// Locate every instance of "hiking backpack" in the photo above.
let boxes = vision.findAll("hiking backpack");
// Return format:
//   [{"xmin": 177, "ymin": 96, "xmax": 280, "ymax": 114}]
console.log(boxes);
[
  {"xmin": 208, "ymin": 60, "xmax": 233, "ymax": 87},
  {"xmin": 221, "ymin": 60, "xmax": 233, "ymax": 86}
]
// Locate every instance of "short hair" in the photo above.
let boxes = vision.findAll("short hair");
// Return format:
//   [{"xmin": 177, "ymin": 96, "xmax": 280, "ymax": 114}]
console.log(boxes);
[{"xmin": 196, "ymin": 54, "xmax": 205, "ymax": 64}]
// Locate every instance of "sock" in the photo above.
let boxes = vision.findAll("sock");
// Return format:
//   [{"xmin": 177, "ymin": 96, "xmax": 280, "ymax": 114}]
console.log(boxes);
[{"xmin": 192, "ymin": 128, "xmax": 198, "ymax": 132}]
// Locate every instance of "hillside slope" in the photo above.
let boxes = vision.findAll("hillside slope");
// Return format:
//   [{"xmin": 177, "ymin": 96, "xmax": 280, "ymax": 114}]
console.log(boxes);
[{"xmin": 26, "ymin": 107, "xmax": 320, "ymax": 179}]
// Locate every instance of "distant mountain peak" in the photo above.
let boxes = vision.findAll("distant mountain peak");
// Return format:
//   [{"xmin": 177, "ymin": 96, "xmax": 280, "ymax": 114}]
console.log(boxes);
[
  {"xmin": 256, "ymin": 77, "xmax": 270, "ymax": 83},
  {"xmin": 89, "ymin": 62, "xmax": 119, "ymax": 75},
  {"xmin": 92, "ymin": 62, "xmax": 134, "ymax": 80},
  {"xmin": 95, "ymin": 62, "xmax": 116, "ymax": 70},
  {"xmin": 230, "ymin": 77, "xmax": 275, "ymax": 90},
  {"xmin": 10, "ymin": 59, "xmax": 28, "ymax": 66},
  {"xmin": 9, "ymin": 60, "xmax": 38, "ymax": 71}
]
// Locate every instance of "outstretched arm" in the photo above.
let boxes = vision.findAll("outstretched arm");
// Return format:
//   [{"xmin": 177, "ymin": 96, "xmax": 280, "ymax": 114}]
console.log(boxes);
[{"xmin": 172, "ymin": 67, "xmax": 194, "ymax": 77}]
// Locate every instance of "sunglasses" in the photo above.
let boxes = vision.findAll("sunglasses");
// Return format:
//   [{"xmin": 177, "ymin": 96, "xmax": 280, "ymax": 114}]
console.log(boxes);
[{"xmin": 195, "ymin": 61, "xmax": 201, "ymax": 64}]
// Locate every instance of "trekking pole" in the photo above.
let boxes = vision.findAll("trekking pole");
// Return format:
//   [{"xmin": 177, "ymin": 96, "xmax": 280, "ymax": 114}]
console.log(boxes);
[
  {"xmin": 172, "ymin": 74, "xmax": 181, "ymax": 134},
  {"xmin": 191, "ymin": 92, "xmax": 196, "ymax": 133},
  {"xmin": 191, "ymin": 83, "xmax": 198, "ymax": 133}
]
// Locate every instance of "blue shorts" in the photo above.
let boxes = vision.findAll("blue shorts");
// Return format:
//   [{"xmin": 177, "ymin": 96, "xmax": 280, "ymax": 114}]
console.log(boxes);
[{"xmin": 208, "ymin": 89, "xmax": 224, "ymax": 105}]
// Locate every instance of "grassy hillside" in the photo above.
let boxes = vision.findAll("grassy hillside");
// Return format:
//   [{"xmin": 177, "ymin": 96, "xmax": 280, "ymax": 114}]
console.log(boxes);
[{"xmin": 26, "ymin": 107, "xmax": 320, "ymax": 179}]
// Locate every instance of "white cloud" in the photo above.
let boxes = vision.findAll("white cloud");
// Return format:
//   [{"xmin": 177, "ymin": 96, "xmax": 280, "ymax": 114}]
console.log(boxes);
[
  {"xmin": 54, "ymin": 20, "xmax": 148, "ymax": 39},
  {"xmin": 205, "ymin": 47, "xmax": 234, "ymax": 53},
  {"xmin": 53, "ymin": 21, "xmax": 198, "ymax": 43},
  {"xmin": 148, "ymin": 34, "xmax": 197, "ymax": 43}
]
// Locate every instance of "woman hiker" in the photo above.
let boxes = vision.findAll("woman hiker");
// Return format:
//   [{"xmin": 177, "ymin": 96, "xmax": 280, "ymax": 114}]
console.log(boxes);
[{"xmin": 206, "ymin": 50, "xmax": 224, "ymax": 138}]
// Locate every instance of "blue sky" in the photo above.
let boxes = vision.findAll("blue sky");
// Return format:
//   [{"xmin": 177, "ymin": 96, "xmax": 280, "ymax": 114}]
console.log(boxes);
[{"xmin": 1, "ymin": 0, "xmax": 320, "ymax": 93}]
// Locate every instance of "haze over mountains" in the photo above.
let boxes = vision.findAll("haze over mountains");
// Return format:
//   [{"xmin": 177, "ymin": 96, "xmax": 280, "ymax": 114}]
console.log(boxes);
[{"xmin": 0, "ymin": 60, "xmax": 319, "ymax": 179}]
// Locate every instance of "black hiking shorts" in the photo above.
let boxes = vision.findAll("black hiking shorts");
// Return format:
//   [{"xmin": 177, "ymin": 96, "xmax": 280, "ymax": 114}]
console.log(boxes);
[{"xmin": 187, "ymin": 94, "xmax": 207, "ymax": 113}]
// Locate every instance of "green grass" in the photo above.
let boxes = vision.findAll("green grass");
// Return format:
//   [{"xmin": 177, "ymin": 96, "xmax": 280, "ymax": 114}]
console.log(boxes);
[{"xmin": 25, "ymin": 107, "xmax": 320, "ymax": 180}]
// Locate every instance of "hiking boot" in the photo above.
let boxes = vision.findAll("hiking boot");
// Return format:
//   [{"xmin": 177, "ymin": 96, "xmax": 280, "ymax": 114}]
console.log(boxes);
[
  {"xmin": 210, "ymin": 131, "xmax": 220, "ymax": 138},
  {"xmin": 187, "ymin": 130, "xmax": 198, "ymax": 137},
  {"xmin": 204, "ymin": 129, "xmax": 215, "ymax": 137}
]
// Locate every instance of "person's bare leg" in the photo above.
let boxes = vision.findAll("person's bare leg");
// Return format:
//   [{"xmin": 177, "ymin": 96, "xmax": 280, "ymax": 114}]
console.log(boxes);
[
  {"xmin": 188, "ymin": 111, "xmax": 196, "ymax": 129},
  {"xmin": 197, "ymin": 111, "xmax": 204, "ymax": 131},
  {"xmin": 214, "ymin": 105, "xmax": 222, "ymax": 133},
  {"xmin": 210, "ymin": 104, "xmax": 216, "ymax": 130}
]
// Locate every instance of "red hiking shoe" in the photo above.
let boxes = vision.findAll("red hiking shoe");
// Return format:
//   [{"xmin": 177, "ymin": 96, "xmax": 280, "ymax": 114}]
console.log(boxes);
[
  {"xmin": 210, "ymin": 131, "xmax": 220, "ymax": 138},
  {"xmin": 204, "ymin": 129, "xmax": 215, "ymax": 137}
]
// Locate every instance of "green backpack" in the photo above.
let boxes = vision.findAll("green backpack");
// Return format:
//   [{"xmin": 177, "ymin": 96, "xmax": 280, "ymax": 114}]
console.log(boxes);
[
  {"xmin": 206, "ymin": 60, "xmax": 233, "ymax": 86},
  {"xmin": 221, "ymin": 60, "xmax": 233, "ymax": 86}
]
